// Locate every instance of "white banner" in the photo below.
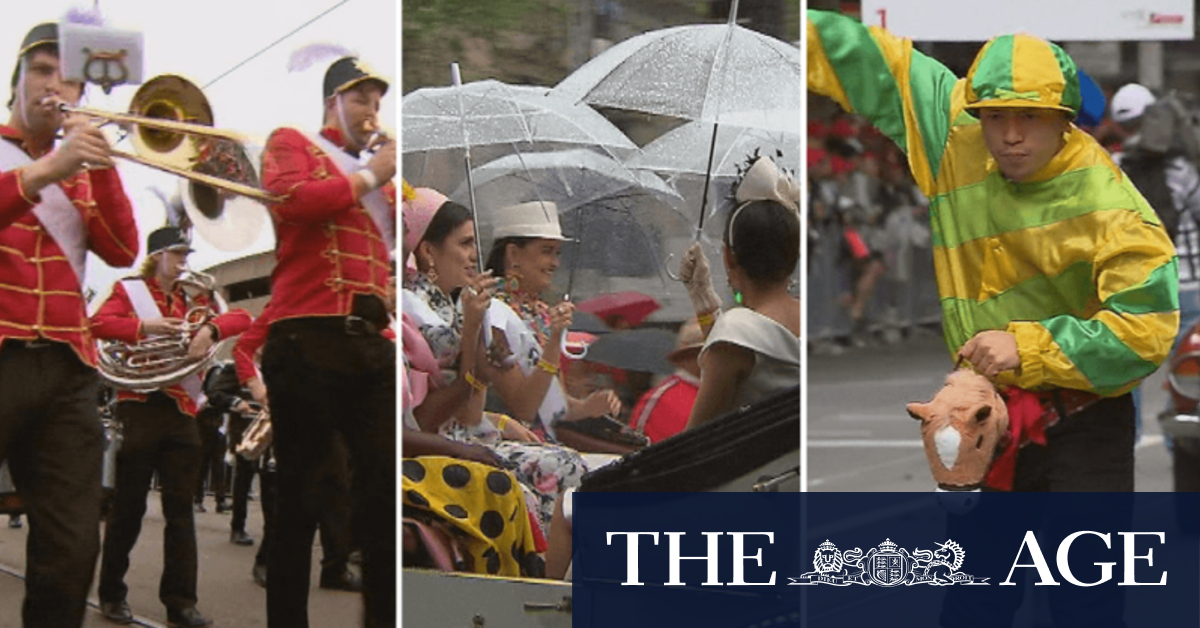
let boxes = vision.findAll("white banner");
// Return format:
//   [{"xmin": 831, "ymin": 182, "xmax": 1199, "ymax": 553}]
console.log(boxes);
[{"xmin": 859, "ymin": 0, "xmax": 1194, "ymax": 42}]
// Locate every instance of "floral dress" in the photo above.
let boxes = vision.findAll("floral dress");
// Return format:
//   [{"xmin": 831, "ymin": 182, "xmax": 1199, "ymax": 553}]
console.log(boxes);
[{"xmin": 402, "ymin": 271, "xmax": 587, "ymax": 535}]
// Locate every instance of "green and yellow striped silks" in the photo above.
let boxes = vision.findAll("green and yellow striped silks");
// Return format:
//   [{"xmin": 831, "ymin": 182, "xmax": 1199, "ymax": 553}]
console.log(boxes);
[
  {"xmin": 964, "ymin": 33, "xmax": 1081, "ymax": 115},
  {"xmin": 807, "ymin": 9, "xmax": 1179, "ymax": 397}
]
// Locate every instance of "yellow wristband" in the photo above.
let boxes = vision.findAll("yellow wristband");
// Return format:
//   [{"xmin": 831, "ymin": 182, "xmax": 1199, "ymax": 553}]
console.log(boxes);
[
  {"xmin": 495, "ymin": 415, "xmax": 509, "ymax": 431},
  {"xmin": 464, "ymin": 371, "xmax": 487, "ymax": 392},
  {"xmin": 537, "ymin": 359, "xmax": 560, "ymax": 376},
  {"xmin": 696, "ymin": 310, "xmax": 717, "ymax": 329}
]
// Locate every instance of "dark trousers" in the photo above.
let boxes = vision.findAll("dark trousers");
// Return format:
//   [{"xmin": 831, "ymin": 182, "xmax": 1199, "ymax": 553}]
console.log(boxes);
[
  {"xmin": 262, "ymin": 318, "xmax": 395, "ymax": 628},
  {"xmin": 230, "ymin": 452, "xmax": 255, "ymax": 533},
  {"xmin": 254, "ymin": 458, "xmax": 275, "ymax": 567},
  {"xmin": 0, "ymin": 342, "xmax": 103, "ymax": 628},
  {"xmin": 195, "ymin": 408, "xmax": 227, "ymax": 503},
  {"xmin": 252, "ymin": 445, "xmax": 353, "ymax": 575},
  {"xmin": 99, "ymin": 394, "xmax": 203, "ymax": 613},
  {"xmin": 941, "ymin": 394, "xmax": 1136, "ymax": 628}
]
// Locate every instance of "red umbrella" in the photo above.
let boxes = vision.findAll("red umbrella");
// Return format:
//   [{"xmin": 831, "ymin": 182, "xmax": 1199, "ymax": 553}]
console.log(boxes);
[{"xmin": 575, "ymin": 292, "xmax": 661, "ymax": 328}]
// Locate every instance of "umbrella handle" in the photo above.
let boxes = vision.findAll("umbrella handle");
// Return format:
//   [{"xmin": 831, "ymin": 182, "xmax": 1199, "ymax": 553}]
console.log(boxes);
[
  {"xmin": 562, "ymin": 343, "xmax": 588, "ymax": 361},
  {"xmin": 664, "ymin": 253, "xmax": 683, "ymax": 282}
]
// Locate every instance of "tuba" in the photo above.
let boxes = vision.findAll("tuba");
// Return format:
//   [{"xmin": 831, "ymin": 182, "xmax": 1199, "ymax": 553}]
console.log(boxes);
[
  {"xmin": 96, "ymin": 269, "xmax": 228, "ymax": 392},
  {"xmin": 236, "ymin": 403, "xmax": 273, "ymax": 461}
]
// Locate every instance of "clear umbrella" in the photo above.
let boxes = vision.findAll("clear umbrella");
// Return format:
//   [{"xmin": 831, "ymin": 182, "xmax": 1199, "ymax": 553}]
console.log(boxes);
[
  {"xmin": 552, "ymin": 0, "xmax": 800, "ymax": 236},
  {"xmin": 553, "ymin": 13, "xmax": 801, "ymax": 127},
  {"xmin": 628, "ymin": 120, "xmax": 800, "ymax": 225},
  {"xmin": 402, "ymin": 79, "xmax": 638, "ymax": 196},
  {"xmin": 449, "ymin": 148, "xmax": 691, "ymax": 313}
]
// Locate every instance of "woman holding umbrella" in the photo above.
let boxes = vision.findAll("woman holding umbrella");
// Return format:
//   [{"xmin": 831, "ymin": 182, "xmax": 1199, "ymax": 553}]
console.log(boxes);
[
  {"xmin": 679, "ymin": 156, "xmax": 802, "ymax": 428},
  {"xmin": 481, "ymin": 201, "xmax": 625, "ymax": 436},
  {"xmin": 401, "ymin": 185, "xmax": 588, "ymax": 534}
]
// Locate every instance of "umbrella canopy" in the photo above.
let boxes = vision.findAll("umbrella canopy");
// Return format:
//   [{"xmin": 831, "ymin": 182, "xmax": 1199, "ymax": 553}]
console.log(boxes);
[
  {"xmin": 628, "ymin": 120, "xmax": 800, "ymax": 222},
  {"xmin": 583, "ymin": 328, "xmax": 678, "ymax": 375},
  {"xmin": 553, "ymin": 22, "xmax": 801, "ymax": 128},
  {"xmin": 576, "ymin": 291, "xmax": 661, "ymax": 328},
  {"xmin": 452, "ymin": 149, "xmax": 690, "ymax": 301},
  {"xmin": 402, "ymin": 80, "xmax": 638, "ymax": 194},
  {"xmin": 450, "ymin": 148, "xmax": 679, "ymax": 216}
]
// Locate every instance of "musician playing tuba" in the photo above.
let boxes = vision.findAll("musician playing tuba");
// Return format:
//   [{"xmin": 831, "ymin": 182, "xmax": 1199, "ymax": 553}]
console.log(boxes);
[
  {"xmin": 90, "ymin": 226, "xmax": 251, "ymax": 628},
  {"xmin": 258, "ymin": 54, "xmax": 395, "ymax": 628},
  {"xmin": 0, "ymin": 21, "xmax": 138, "ymax": 628}
]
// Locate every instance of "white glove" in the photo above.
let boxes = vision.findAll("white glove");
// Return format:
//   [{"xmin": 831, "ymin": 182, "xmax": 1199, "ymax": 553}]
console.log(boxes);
[{"xmin": 678, "ymin": 242, "xmax": 721, "ymax": 315}]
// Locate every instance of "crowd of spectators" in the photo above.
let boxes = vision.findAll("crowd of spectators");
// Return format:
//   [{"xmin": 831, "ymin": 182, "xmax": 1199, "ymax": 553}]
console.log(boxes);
[{"xmin": 807, "ymin": 108, "xmax": 934, "ymax": 354}]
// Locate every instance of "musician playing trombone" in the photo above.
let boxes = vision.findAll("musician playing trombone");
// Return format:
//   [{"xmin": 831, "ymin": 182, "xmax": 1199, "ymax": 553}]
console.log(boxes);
[
  {"xmin": 0, "ymin": 22, "xmax": 138, "ymax": 628},
  {"xmin": 258, "ymin": 55, "xmax": 395, "ymax": 628},
  {"xmin": 90, "ymin": 226, "xmax": 251, "ymax": 627}
]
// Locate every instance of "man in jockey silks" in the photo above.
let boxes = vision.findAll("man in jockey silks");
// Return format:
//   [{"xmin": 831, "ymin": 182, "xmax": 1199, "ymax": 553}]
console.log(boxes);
[{"xmin": 809, "ymin": 11, "xmax": 1177, "ymax": 626}]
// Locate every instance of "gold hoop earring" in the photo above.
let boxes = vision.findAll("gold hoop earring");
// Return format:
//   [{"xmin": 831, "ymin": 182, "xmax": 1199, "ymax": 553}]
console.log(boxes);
[{"xmin": 506, "ymin": 265, "xmax": 521, "ymax": 293}]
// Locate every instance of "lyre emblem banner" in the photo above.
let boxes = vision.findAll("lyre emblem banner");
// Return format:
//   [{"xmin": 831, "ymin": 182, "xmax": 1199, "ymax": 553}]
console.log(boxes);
[
  {"xmin": 81, "ymin": 47, "xmax": 129, "ymax": 94},
  {"xmin": 59, "ymin": 23, "xmax": 144, "ymax": 93}
]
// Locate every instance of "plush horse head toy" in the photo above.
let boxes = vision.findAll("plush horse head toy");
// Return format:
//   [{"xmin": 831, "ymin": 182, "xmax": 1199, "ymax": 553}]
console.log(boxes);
[{"xmin": 906, "ymin": 369, "xmax": 1009, "ymax": 491}]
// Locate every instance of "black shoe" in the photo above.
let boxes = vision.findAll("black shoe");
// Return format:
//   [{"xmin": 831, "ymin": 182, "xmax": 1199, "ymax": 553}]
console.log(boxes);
[
  {"xmin": 8, "ymin": 515, "xmax": 21, "ymax": 529},
  {"xmin": 100, "ymin": 600, "xmax": 134, "ymax": 625},
  {"xmin": 230, "ymin": 529, "xmax": 254, "ymax": 546},
  {"xmin": 252, "ymin": 563, "xmax": 268, "ymax": 588},
  {"xmin": 215, "ymin": 499, "xmax": 232, "ymax": 514},
  {"xmin": 319, "ymin": 568, "xmax": 363, "ymax": 592},
  {"xmin": 166, "ymin": 607, "xmax": 211, "ymax": 627},
  {"xmin": 193, "ymin": 502, "xmax": 206, "ymax": 513}
]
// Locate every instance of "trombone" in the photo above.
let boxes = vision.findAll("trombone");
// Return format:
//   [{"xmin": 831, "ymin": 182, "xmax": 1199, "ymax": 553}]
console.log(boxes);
[{"xmin": 56, "ymin": 74, "xmax": 280, "ymax": 204}]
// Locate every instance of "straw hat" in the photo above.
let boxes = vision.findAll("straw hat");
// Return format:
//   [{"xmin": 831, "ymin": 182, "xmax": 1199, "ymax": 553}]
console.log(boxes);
[
  {"xmin": 665, "ymin": 318, "xmax": 705, "ymax": 370},
  {"xmin": 492, "ymin": 201, "xmax": 571, "ymax": 241}
]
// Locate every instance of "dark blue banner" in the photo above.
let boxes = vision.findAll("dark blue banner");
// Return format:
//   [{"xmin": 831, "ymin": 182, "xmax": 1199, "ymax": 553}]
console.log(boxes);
[{"xmin": 572, "ymin": 493, "xmax": 1199, "ymax": 628}]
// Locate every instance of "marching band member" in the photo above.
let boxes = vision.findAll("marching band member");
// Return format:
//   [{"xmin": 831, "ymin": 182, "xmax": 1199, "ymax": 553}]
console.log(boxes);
[
  {"xmin": 258, "ymin": 55, "xmax": 396, "ymax": 627},
  {"xmin": 91, "ymin": 226, "xmax": 251, "ymax": 628},
  {"xmin": 231, "ymin": 304, "xmax": 361, "ymax": 592},
  {"xmin": 0, "ymin": 22, "xmax": 137, "ymax": 627}
]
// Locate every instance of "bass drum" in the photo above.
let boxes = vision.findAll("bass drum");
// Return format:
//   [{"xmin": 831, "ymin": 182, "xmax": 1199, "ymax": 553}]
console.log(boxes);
[
  {"xmin": 0, "ymin": 417, "xmax": 123, "ymax": 516},
  {"xmin": 579, "ymin": 386, "xmax": 800, "ymax": 493}
]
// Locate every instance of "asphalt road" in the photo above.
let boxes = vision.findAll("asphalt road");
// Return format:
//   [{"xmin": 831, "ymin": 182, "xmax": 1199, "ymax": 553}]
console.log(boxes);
[
  {"xmin": 806, "ymin": 329, "xmax": 1177, "ymax": 492},
  {"xmin": 0, "ymin": 492, "xmax": 364, "ymax": 627}
]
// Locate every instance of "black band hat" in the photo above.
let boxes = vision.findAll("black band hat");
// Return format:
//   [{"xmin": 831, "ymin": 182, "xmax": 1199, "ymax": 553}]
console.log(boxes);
[
  {"xmin": 323, "ymin": 57, "xmax": 389, "ymax": 100},
  {"xmin": 11, "ymin": 23, "xmax": 58, "ymax": 96},
  {"xmin": 147, "ymin": 226, "xmax": 194, "ymax": 255}
]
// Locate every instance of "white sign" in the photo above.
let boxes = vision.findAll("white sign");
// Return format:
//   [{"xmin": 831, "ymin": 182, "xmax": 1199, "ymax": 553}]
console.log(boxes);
[{"xmin": 860, "ymin": 0, "xmax": 1194, "ymax": 42}]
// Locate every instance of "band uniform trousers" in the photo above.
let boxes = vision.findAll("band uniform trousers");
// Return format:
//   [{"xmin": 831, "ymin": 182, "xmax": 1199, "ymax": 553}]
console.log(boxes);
[
  {"xmin": 262, "ymin": 316, "xmax": 395, "ymax": 628},
  {"xmin": 940, "ymin": 394, "xmax": 1137, "ymax": 628},
  {"xmin": 99, "ymin": 392, "xmax": 204, "ymax": 614},
  {"xmin": 248, "ymin": 439, "xmax": 355, "ymax": 575},
  {"xmin": 225, "ymin": 409, "xmax": 359, "ymax": 564},
  {"xmin": 195, "ymin": 406, "xmax": 227, "ymax": 506},
  {"xmin": 0, "ymin": 341, "xmax": 103, "ymax": 628},
  {"xmin": 228, "ymin": 411, "xmax": 256, "ymax": 532}
]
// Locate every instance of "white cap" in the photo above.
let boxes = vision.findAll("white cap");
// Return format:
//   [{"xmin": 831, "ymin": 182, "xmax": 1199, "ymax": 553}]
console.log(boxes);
[
  {"xmin": 492, "ymin": 201, "xmax": 571, "ymax": 241},
  {"xmin": 1110, "ymin": 83, "xmax": 1156, "ymax": 124}
]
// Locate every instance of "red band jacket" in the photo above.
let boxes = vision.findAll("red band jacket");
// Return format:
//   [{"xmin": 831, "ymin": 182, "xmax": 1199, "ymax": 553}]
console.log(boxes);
[
  {"xmin": 0, "ymin": 125, "xmax": 138, "ymax": 365},
  {"xmin": 260, "ymin": 126, "xmax": 395, "ymax": 324}
]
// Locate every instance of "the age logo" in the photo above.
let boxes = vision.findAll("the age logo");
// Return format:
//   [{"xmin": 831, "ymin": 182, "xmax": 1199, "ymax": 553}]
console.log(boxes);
[{"xmin": 790, "ymin": 539, "xmax": 988, "ymax": 586}]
